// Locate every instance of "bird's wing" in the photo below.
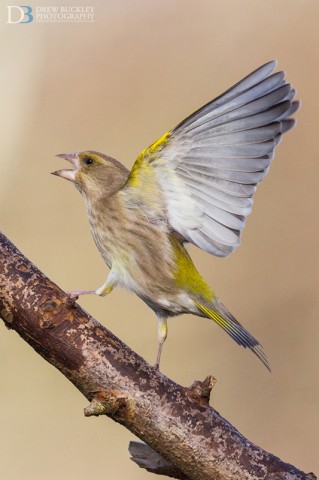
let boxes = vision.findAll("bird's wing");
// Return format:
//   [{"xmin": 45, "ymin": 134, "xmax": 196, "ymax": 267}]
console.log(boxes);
[{"xmin": 125, "ymin": 61, "xmax": 300, "ymax": 257}]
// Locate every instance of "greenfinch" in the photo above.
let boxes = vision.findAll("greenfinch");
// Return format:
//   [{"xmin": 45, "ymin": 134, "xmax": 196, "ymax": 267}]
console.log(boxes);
[{"xmin": 53, "ymin": 61, "xmax": 299, "ymax": 371}]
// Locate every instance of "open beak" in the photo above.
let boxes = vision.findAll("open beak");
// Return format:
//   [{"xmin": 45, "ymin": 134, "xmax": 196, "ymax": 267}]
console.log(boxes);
[{"xmin": 51, "ymin": 153, "xmax": 79, "ymax": 182}]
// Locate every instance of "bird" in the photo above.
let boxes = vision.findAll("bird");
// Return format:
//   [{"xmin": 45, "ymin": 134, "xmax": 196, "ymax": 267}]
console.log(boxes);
[{"xmin": 52, "ymin": 60, "xmax": 299, "ymax": 371}]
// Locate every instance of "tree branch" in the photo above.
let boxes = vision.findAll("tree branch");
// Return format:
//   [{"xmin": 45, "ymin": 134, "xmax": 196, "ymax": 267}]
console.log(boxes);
[{"xmin": 0, "ymin": 231, "xmax": 316, "ymax": 480}]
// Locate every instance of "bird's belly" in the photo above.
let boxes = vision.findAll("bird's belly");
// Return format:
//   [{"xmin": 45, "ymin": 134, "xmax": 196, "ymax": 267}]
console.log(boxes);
[
  {"xmin": 111, "ymin": 255, "xmax": 196, "ymax": 315},
  {"xmin": 139, "ymin": 291, "xmax": 197, "ymax": 316},
  {"xmin": 112, "ymin": 261, "xmax": 142, "ymax": 294}
]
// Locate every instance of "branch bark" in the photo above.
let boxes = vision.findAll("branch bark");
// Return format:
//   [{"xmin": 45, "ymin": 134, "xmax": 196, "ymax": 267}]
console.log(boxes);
[{"xmin": 0, "ymin": 232, "xmax": 316, "ymax": 480}]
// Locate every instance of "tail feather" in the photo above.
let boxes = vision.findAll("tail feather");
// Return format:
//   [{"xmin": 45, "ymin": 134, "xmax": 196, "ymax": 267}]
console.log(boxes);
[{"xmin": 194, "ymin": 299, "xmax": 271, "ymax": 371}]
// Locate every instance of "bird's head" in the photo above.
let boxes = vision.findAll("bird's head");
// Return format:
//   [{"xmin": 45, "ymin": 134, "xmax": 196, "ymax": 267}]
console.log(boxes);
[{"xmin": 52, "ymin": 151, "xmax": 129, "ymax": 198}]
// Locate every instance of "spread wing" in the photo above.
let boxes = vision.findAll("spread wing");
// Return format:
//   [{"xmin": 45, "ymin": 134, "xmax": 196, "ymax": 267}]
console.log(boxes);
[{"xmin": 125, "ymin": 61, "xmax": 300, "ymax": 257}]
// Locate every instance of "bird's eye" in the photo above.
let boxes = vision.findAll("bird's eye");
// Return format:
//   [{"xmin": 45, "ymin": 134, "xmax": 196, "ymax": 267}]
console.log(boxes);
[{"xmin": 84, "ymin": 157, "xmax": 94, "ymax": 165}]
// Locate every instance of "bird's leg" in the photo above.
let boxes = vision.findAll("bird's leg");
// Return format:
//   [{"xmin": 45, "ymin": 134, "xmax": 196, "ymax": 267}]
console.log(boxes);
[
  {"xmin": 67, "ymin": 275, "xmax": 114, "ymax": 300},
  {"xmin": 67, "ymin": 289, "xmax": 96, "ymax": 299},
  {"xmin": 95, "ymin": 278, "xmax": 114, "ymax": 297},
  {"xmin": 154, "ymin": 316, "xmax": 168, "ymax": 370}
]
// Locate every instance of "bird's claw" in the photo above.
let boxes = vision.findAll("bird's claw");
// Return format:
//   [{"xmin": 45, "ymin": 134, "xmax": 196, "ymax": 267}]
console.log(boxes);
[
  {"xmin": 65, "ymin": 291, "xmax": 79, "ymax": 307},
  {"xmin": 67, "ymin": 291, "xmax": 80, "ymax": 300},
  {"xmin": 153, "ymin": 362, "xmax": 160, "ymax": 370}
]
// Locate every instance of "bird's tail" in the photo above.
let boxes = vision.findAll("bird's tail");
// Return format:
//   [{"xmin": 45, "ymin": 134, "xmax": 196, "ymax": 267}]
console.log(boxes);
[{"xmin": 194, "ymin": 298, "xmax": 271, "ymax": 371}]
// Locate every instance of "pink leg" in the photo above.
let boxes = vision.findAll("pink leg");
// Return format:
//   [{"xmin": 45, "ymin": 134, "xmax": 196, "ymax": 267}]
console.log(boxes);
[{"xmin": 67, "ymin": 289, "xmax": 96, "ymax": 300}]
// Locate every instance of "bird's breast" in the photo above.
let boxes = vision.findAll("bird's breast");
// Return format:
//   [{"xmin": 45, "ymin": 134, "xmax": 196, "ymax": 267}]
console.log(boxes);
[{"xmin": 88, "ymin": 214, "xmax": 123, "ymax": 269}]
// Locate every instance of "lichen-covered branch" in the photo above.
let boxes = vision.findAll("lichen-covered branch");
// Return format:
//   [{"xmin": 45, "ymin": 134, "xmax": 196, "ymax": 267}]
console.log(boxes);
[{"xmin": 0, "ymin": 232, "xmax": 316, "ymax": 480}]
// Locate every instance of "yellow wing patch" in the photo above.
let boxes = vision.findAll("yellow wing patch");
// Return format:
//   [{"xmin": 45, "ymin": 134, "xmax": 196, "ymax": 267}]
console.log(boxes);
[{"xmin": 127, "ymin": 130, "xmax": 171, "ymax": 187}]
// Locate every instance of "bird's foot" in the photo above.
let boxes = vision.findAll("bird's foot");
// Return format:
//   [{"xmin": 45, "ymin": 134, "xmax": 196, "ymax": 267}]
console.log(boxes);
[
  {"xmin": 65, "ymin": 286, "xmax": 112, "ymax": 307},
  {"xmin": 65, "ymin": 290, "xmax": 96, "ymax": 306},
  {"xmin": 67, "ymin": 289, "xmax": 96, "ymax": 299}
]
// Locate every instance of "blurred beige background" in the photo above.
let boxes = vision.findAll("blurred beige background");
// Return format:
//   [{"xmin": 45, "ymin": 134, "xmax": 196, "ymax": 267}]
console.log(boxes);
[{"xmin": 0, "ymin": 0, "xmax": 318, "ymax": 479}]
